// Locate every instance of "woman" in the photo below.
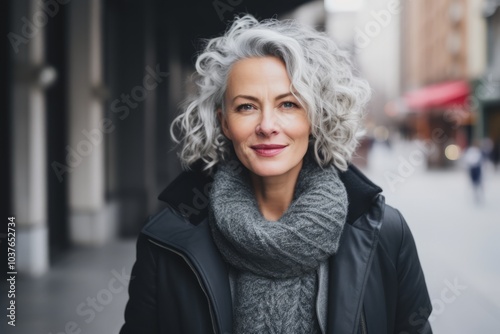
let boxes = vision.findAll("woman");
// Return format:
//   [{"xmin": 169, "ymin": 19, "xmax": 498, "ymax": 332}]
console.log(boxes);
[{"xmin": 120, "ymin": 15, "xmax": 432, "ymax": 334}]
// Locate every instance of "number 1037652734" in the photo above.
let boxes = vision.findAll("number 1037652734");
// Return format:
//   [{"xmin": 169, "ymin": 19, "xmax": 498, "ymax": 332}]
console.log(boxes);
[{"xmin": 7, "ymin": 217, "xmax": 16, "ymax": 272}]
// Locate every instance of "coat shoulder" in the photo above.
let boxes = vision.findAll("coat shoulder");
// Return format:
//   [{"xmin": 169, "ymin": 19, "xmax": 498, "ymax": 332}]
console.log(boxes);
[{"xmin": 378, "ymin": 204, "xmax": 408, "ymax": 267}]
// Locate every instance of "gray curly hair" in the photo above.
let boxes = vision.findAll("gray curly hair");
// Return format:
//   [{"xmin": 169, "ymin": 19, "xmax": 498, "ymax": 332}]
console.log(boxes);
[{"xmin": 170, "ymin": 14, "xmax": 371, "ymax": 173}]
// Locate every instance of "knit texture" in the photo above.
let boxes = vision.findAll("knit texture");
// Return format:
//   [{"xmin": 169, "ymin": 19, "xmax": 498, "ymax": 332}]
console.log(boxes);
[{"xmin": 208, "ymin": 153, "xmax": 348, "ymax": 334}]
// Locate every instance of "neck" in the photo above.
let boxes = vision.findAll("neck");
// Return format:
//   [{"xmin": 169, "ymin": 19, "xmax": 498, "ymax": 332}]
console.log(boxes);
[{"xmin": 249, "ymin": 160, "xmax": 303, "ymax": 221}]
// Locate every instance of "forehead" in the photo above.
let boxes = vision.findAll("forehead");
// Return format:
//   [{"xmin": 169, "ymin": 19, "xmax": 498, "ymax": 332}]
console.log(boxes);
[{"xmin": 226, "ymin": 57, "xmax": 291, "ymax": 96}]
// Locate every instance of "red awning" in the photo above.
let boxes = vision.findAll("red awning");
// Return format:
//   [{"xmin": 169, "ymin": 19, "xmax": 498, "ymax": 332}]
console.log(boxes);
[{"xmin": 405, "ymin": 80, "xmax": 470, "ymax": 111}]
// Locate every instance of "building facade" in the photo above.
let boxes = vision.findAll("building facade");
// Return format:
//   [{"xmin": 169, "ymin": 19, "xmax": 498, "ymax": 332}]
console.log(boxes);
[
  {"xmin": 475, "ymin": 0, "xmax": 500, "ymax": 145},
  {"xmin": 399, "ymin": 0, "xmax": 487, "ymax": 166}
]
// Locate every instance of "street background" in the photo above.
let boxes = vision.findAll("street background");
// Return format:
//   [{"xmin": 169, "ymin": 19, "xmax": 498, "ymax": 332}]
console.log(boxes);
[{"xmin": 2, "ymin": 0, "xmax": 500, "ymax": 333}]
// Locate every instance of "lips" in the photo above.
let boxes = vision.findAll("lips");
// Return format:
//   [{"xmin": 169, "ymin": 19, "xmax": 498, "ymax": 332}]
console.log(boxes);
[{"xmin": 250, "ymin": 144, "xmax": 287, "ymax": 157}]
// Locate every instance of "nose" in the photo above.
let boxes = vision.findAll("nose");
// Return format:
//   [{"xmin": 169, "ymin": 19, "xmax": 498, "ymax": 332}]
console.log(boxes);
[{"xmin": 256, "ymin": 107, "xmax": 280, "ymax": 136}]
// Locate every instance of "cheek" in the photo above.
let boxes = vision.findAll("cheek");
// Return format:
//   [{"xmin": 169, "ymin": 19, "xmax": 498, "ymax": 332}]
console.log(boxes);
[
  {"xmin": 227, "ymin": 116, "xmax": 256, "ymax": 139},
  {"xmin": 299, "ymin": 116, "xmax": 312, "ymax": 140},
  {"xmin": 297, "ymin": 127, "xmax": 311, "ymax": 144},
  {"xmin": 284, "ymin": 115, "xmax": 310, "ymax": 141}
]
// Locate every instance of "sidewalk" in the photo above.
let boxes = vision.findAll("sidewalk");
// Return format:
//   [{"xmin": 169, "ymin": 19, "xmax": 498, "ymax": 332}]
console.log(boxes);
[{"xmin": 1, "ymin": 240, "xmax": 136, "ymax": 334}]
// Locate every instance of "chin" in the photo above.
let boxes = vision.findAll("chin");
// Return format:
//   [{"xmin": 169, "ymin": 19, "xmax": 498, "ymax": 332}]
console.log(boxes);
[{"xmin": 246, "ymin": 160, "xmax": 301, "ymax": 178}]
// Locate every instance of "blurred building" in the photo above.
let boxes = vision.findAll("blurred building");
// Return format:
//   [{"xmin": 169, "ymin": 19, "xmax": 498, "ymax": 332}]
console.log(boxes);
[
  {"xmin": 324, "ymin": 0, "xmax": 403, "ymax": 166},
  {"xmin": 326, "ymin": 0, "xmax": 402, "ymax": 123},
  {"xmin": 403, "ymin": 0, "xmax": 469, "ymax": 87},
  {"xmin": 2, "ymin": 0, "xmax": 314, "ymax": 276},
  {"xmin": 397, "ymin": 0, "xmax": 488, "ymax": 167},
  {"xmin": 474, "ymin": 0, "xmax": 500, "ymax": 143}
]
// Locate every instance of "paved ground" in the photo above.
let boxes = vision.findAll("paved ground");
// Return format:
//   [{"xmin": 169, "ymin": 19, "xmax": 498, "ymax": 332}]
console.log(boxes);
[
  {"xmin": 2, "ymin": 140, "xmax": 499, "ymax": 333},
  {"xmin": 1, "ymin": 240, "xmax": 136, "ymax": 334}
]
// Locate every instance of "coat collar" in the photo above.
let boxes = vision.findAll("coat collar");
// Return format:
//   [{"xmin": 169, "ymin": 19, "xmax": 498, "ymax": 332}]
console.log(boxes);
[
  {"xmin": 157, "ymin": 163, "xmax": 382, "ymax": 226},
  {"xmin": 151, "ymin": 163, "xmax": 384, "ymax": 334}
]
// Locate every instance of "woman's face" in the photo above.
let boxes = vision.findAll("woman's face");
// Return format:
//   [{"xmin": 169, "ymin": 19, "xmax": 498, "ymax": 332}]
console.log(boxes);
[{"xmin": 220, "ymin": 56, "xmax": 311, "ymax": 179}]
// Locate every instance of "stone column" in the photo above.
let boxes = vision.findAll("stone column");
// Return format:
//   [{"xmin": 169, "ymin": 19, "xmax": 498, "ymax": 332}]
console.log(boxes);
[
  {"xmin": 67, "ymin": 0, "xmax": 115, "ymax": 245},
  {"xmin": 11, "ymin": 0, "xmax": 49, "ymax": 276}
]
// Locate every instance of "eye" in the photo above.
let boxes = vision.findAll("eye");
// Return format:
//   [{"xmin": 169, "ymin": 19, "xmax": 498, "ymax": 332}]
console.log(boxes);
[
  {"xmin": 236, "ymin": 103, "xmax": 256, "ymax": 112},
  {"xmin": 281, "ymin": 101, "xmax": 298, "ymax": 109}
]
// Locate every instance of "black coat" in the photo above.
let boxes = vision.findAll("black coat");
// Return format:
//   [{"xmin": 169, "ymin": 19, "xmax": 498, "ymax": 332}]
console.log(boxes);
[{"xmin": 120, "ymin": 165, "xmax": 433, "ymax": 334}]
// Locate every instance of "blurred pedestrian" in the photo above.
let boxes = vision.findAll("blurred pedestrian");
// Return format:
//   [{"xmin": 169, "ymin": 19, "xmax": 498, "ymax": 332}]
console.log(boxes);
[
  {"xmin": 492, "ymin": 138, "xmax": 500, "ymax": 170},
  {"xmin": 463, "ymin": 144, "xmax": 484, "ymax": 203},
  {"xmin": 120, "ymin": 14, "xmax": 432, "ymax": 334}
]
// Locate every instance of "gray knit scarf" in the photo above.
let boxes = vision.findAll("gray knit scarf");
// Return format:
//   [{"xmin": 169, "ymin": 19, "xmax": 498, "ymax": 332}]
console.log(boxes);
[{"xmin": 208, "ymin": 153, "xmax": 348, "ymax": 334}]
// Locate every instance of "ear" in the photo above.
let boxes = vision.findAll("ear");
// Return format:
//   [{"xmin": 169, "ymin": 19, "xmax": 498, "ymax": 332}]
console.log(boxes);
[{"xmin": 217, "ymin": 108, "xmax": 232, "ymax": 140}]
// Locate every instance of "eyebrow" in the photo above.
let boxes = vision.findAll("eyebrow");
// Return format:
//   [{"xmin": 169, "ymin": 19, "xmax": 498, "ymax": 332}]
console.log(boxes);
[{"xmin": 231, "ymin": 92, "xmax": 294, "ymax": 103}]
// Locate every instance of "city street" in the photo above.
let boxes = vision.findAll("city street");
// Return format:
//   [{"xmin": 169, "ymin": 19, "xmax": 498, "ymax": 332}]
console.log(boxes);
[
  {"xmin": 4, "ymin": 0, "xmax": 500, "ymax": 333},
  {"xmin": 364, "ymin": 141, "xmax": 500, "ymax": 333}
]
